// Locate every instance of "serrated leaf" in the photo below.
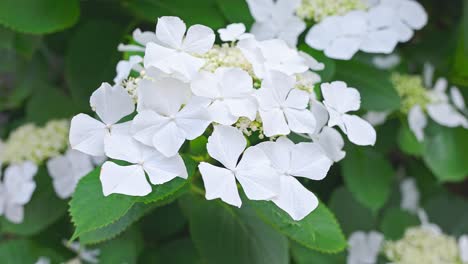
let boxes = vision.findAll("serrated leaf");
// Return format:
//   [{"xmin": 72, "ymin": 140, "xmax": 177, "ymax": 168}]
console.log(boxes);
[
  {"xmin": 341, "ymin": 145, "xmax": 394, "ymax": 212},
  {"xmin": 379, "ymin": 207, "xmax": 419, "ymax": 240},
  {"xmin": 249, "ymin": 199, "xmax": 346, "ymax": 253},
  {"xmin": 0, "ymin": 0, "xmax": 79, "ymax": 34},
  {"xmin": 1, "ymin": 167, "xmax": 67, "ymax": 236},
  {"xmin": 334, "ymin": 60, "xmax": 400, "ymax": 111},
  {"xmin": 422, "ymin": 123, "xmax": 468, "ymax": 182},
  {"xmin": 181, "ymin": 194, "xmax": 289, "ymax": 264}
]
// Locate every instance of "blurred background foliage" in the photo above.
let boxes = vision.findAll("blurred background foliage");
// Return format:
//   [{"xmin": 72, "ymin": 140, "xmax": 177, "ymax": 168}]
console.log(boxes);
[{"xmin": 0, "ymin": 0, "xmax": 467, "ymax": 263}]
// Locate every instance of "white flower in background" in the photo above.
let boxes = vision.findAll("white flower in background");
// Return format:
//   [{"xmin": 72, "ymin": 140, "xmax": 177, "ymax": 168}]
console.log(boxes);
[
  {"xmin": 64, "ymin": 240, "xmax": 100, "ymax": 264},
  {"xmin": 34, "ymin": 257, "xmax": 50, "ymax": 264},
  {"xmin": 459, "ymin": 235, "xmax": 468, "ymax": 263},
  {"xmin": 46, "ymin": 149, "xmax": 94, "ymax": 199},
  {"xmin": 217, "ymin": 23, "xmax": 252, "ymax": 42},
  {"xmin": 118, "ymin": 28, "xmax": 159, "ymax": 52},
  {"xmin": 132, "ymin": 77, "xmax": 211, "ymax": 157},
  {"xmin": 256, "ymin": 71, "xmax": 317, "ymax": 137},
  {"xmin": 257, "ymin": 137, "xmax": 332, "ymax": 220},
  {"xmin": 237, "ymin": 38, "xmax": 309, "ymax": 78},
  {"xmin": 0, "ymin": 161, "xmax": 37, "ymax": 223},
  {"xmin": 114, "ymin": 55, "xmax": 143, "ymax": 84},
  {"xmin": 347, "ymin": 231, "xmax": 383, "ymax": 264},
  {"xmin": 101, "ymin": 133, "xmax": 187, "ymax": 196},
  {"xmin": 246, "ymin": 0, "xmax": 305, "ymax": 46},
  {"xmin": 363, "ymin": 111, "xmax": 389, "ymax": 126},
  {"xmin": 321, "ymin": 81, "xmax": 376, "ymax": 146},
  {"xmin": 451, "ymin": 87, "xmax": 466, "ymax": 111},
  {"xmin": 191, "ymin": 67, "xmax": 257, "ymax": 125},
  {"xmin": 400, "ymin": 178, "xmax": 420, "ymax": 214},
  {"xmin": 70, "ymin": 83, "xmax": 134, "ymax": 157},
  {"xmin": 372, "ymin": 54, "xmax": 401, "ymax": 70},
  {"xmin": 199, "ymin": 125, "xmax": 279, "ymax": 207},
  {"xmin": 408, "ymin": 105, "xmax": 427, "ymax": 141},
  {"xmin": 144, "ymin": 16, "xmax": 215, "ymax": 81}
]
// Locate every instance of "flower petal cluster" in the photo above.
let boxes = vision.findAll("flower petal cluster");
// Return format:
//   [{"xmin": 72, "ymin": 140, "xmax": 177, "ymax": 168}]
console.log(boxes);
[
  {"xmin": 296, "ymin": 0, "xmax": 367, "ymax": 22},
  {"xmin": 305, "ymin": 0, "xmax": 427, "ymax": 59},
  {"xmin": 70, "ymin": 16, "xmax": 376, "ymax": 220}
]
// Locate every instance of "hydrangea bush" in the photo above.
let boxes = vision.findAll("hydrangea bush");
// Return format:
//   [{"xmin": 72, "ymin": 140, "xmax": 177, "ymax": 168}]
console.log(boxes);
[{"xmin": 0, "ymin": 0, "xmax": 467, "ymax": 263}]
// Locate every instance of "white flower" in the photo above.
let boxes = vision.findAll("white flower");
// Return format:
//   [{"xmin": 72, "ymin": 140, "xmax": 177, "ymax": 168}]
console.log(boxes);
[
  {"xmin": 35, "ymin": 257, "xmax": 50, "ymax": 264},
  {"xmin": 64, "ymin": 240, "xmax": 100, "ymax": 264},
  {"xmin": 257, "ymin": 137, "xmax": 332, "ymax": 220},
  {"xmin": 459, "ymin": 235, "xmax": 468, "ymax": 263},
  {"xmin": 199, "ymin": 125, "xmax": 280, "ymax": 207},
  {"xmin": 46, "ymin": 149, "xmax": 94, "ymax": 199},
  {"xmin": 400, "ymin": 178, "xmax": 420, "ymax": 214},
  {"xmin": 118, "ymin": 28, "xmax": 159, "ymax": 52},
  {"xmin": 372, "ymin": 54, "xmax": 401, "ymax": 70},
  {"xmin": 451, "ymin": 86, "xmax": 466, "ymax": 111},
  {"xmin": 321, "ymin": 81, "xmax": 376, "ymax": 146},
  {"xmin": 408, "ymin": 105, "xmax": 426, "ymax": 141},
  {"xmin": 347, "ymin": 231, "xmax": 383, "ymax": 264},
  {"xmin": 246, "ymin": 0, "xmax": 305, "ymax": 46},
  {"xmin": 0, "ymin": 161, "xmax": 37, "ymax": 223},
  {"xmin": 101, "ymin": 133, "xmax": 187, "ymax": 197},
  {"xmin": 131, "ymin": 77, "xmax": 211, "ymax": 157},
  {"xmin": 69, "ymin": 83, "xmax": 134, "ymax": 157},
  {"xmin": 312, "ymin": 126, "xmax": 346, "ymax": 162},
  {"xmin": 113, "ymin": 55, "xmax": 143, "ymax": 84},
  {"xmin": 144, "ymin": 16, "xmax": 215, "ymax": 82},
  {"xmin": 363, "ymin": 111, "xmax": 389, "ymax": 126},
  {"xmin": 217, "ymin": 23, "xmax": 252, "ymax": 42},
  {"xmin": 237, "ymin": 38, "xmax": 309, "ymax": 78},
  {"xmin": 191, "ymin": 67, "xmax": 257, "ymax": 125},
  {"xmin": 256, "ymin": 71, "xmax": 317, "ymax": 137}
]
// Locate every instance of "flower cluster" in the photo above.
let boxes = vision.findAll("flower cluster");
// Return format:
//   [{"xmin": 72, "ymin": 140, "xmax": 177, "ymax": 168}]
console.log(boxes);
[
  {"xmin": 296, "ymin": 0, "xmax": 367, "ymax": 22},
  {"xmin": 70, "ymin": 16, "xmax": 376, "ymax": 221},
  {"xmin": 2, "ymin": 120, "xmax": 69, "ymax": 165},
  {"xmin": 393, "ymin": 64, "xmax": 468, "ymax": 141}
]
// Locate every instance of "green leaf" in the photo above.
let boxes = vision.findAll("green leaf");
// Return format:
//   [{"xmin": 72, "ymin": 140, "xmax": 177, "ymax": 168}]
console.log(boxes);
[
  {"xmin": 0, "ymin": 0, "xmax": 79, "ymax": 34},
  {"xmin": 181, "ymin": 194, "xmax": 289, "ymax": 264},
  {"xmin": 140, "ymin": 203, "xmax": 187, "ymax": 242},
  {"xmin": 97, "ymin": 227, "xmax": 143, "ymax": 264},
  {"xmin": 0, "ymin": 239, "xmax": 40, "ymax": 264},
  {"xmin": 79, "ymin": 202, "xmax": 155, "ymax": 245},
  {"xmin": 291, "ymin": 242, "xmax": 346, "ymax": 264},
  {"xmin": 140, "ymin": 238, "xmax": 202, "ymax": 264},
  {"xmin": 124, "ymin": 0, "xmax": 226, "ymax": 29},
  {"xmin": 424, "ymin": 192, "xmax": 468, "ymax": 236},
  {"xmin": 422, "ymin": 124, "xmax": 468, "ymax": 182},
  {"xmin": 215, "ymin": 0, "xmax": 254, "ymax": 25},
  {"xmin": 379, "ymin": 207, "xmax": 419, "ymax": 240},
  {"xmin": 334, "ymin": 60, "xmax": 400, "ymax": 111},
  {"xmin": 450, "ymin": 1, "xmax": 468, "ymax": 86},
  {"xmin": 1, "ymin": 167, "xmax": 67, "ymax": 236},
  {"xmin": 341, "ymin": 145, "xmax": 394, "ymax": 212},
  {"xmin": 249, "ymin": 199, "xmax": 346, "ymax": 253},
  {"xmin": 65, "ymin": 20, "xmax": 126, "ymax": 108},
  {"xmin": 398, "ymin": 123, "xmax": 423, "ymax": 156},
  {"xmin": 329, "ymin": 187, "xmax": 376, "ymax": 236}
]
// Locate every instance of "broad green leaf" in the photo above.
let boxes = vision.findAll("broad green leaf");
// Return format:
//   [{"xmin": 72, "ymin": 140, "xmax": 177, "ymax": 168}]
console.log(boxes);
[
  {"xmin": 0, "ymin": 0, "xmax": 79, "ymax": 34},
  {"xmin": 181, "ymin": 194, "xmax": 289, "ymax": 264},
  {"xmin": 0, "ymin": 239, "xmax": 40, "ymax": 264},
  {"xmin": 65, "ymin": 20, "xmax": 126, "ymax": 108},
  {"xmin": 424, "ymin": 192, "xmax": 468, "ymax": 236},
  {"xmin": 98, "ymin": 227, "xmax": 143, "ymax": 264},
  {"xmin": 249, "ymin": 199, "xmax": 346, "ymax": 253},
  {"xmin": 216, "ymin": 0, "xmax": 254, "ymax": 26},
  {"xmin": 334, "ymin": 60, "xmax": 400, "ymax": 111},
  {"xmin": 79, "ymin": 202, "xmax": 156, "ymax": 245},
  {"xmin": 450, "ymin": 1, "xmax": 468, "ymax": 86},
  {"xmin": 124, "ymin": 0, "xmax": 226, "ymax": 28},
  {"xmin": 140, "ymin": 238, "xmax": 202, "ymax": 264},
  {"xmin": 341, "ymin": 145, "xmax": 394, "ymax": 212},
  {"xmin": 379, "ymin": 208, "xmax": 419, "ymax": 240},
  {"xmin": 140, "ymin": 203, "xmax": 187, "ymax": 242},
  {"xmin": 329, "ymin": 187, "xmax": 376, "ymax": 236},
  {"xmin": 291, "ymin": 242, "xmax": 346, "ymax": 264},
  {"xmin": 422, "ymin": 124, "xmax": 468, "ymax": 182},
  {"xmin": 1, "ymin": 167, "xmax": 67, "ymax": 236},
  {"xmin": 398, "ymin": 123, "xmax": 423, "ymax": 156}
]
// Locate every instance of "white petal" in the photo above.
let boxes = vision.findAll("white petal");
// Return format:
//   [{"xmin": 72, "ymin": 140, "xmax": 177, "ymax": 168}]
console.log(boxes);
[
  {"xmin": 5, "ymin": 203, "xmax": 24, "ymax": 224},
  {"xmin": 408, "ymin": 105, "xmax": 427, "ymax": 141},
  {"xmin": 137, "ymin": 78, "xmax": 190, "ymax": 115},
  {"xmin": 315, "ymin": 126, "xmax": 346, "ymax": 162},
  {"xmin": 182, "ymin": 25, "xmax": 215, "ymax": 54},
  {"xmin": 218, "ymin": 67, "xmax": 254, "ymax": 98},
  {"xmin": 156, "ymin": 16, "xmax": 186, "ymax": 49},
  {"xmin": 90, "ymin": 83, "xmax": 134, "ymax": 125},
  {"xmin": 207, "ymin": 100, "xmax": 238, "ymax": 125},
  {"xmin": 175, "ymin": 97, "xmax": 212, "ymax": 139},
  {"xmin": 218, "ymin": 23, "xmax": 246, "ymax": 42},
  {"xmin": 398, "ymin": 0, "xmax": 428, "ymax": 30},
  {"xmin": 224, "ymin": 97, "xmax": 258, "ymax": 121},
  {"xmin": 400, "ymin": 178, "xmax": 420, "ymax": 214},
  {"xmin": 450, "ymin": 87, "xmax": 466, "ymax": 110},
  {"xmin": 363, "ymin": 111, "xmax": 389, "ymax": 126},
  {"xmin": 392, "ymin": 19, "xmax": 414, "ymax": 42},
  {"xmin": 284, "ymin": 108, "xmax": 317, "ymax": 134},
  {"xmin": 423, "ymin": 62, "xmax": 435, "ymax": 88},
  {"xmin": 100, "ymin": 162, "xmax": 151, "ymax": 196},
  {"xmin": 256, "ymin": 137, "xmax": 293, "ymax": 173},
  {"xmin": 427, "ymin": 103, "xmax": 468, "ymax": 128},
  {"xmin": 199, "ymin": 162, "xmax": 241, "ymax": 207},
  {"xmin": 271, "ymin": 176, "xmax": 318, "ymax": 221},
  {"xmin": 114, "ymin": 55, "xmax": 143, "ymax": 84},
  {"xmin": 310, "ymin": 100, "xmax": 329, "ymax": 134},
  {"xmin": 235, "ymin": 146, "xmax": 280, "ymax": 200},
  {"xmin": 143, "ymin": 42, "xmax": 179, "ymax": 74},
  {"xmin": 459, "ymin": 235, "xmax": 468, "ymax": 263},
  {"xmin": 246, "ymin": 0, "xmax": 274, "ymax": 22},
  {"xmin": 4, "ymin": 163, "xmax": 37, "ymax": 204},
  {"xmin": 298, "ymin": 51, "xmax": 325, "ymax": 71},
  {"xmin": 132, "ymin": 110, "xmax": 169, "ymax": 146},
  {"xmin": 143, "ymin": 151, "xmax": 187, "ymax": 185},
  {"xmin": 343, "ymin": 114, "xmax": 377, "ymax": 146},
  {"xmin": 276, "ymin": 17, "xmax": 306, "ymax": 47},
  {"xmin": 360, "ymin": 28, "xmax": 399, "ymax": 54},
  {"xmin": 290, "ymin": 142, "xmax": 332, "ymax": 180},
  {"xmin": 190, "ymin": 71, "xmax": 221, "ymax": 99},
  {"xmin": 104, "ymin": 133, "xmax": 143, "ymax": 164},
  {"xmin": 322, "ymin": 81, "xmax": 361, "ymax": 114},
  {"xmin": 259, "ymin": 109, "xmax": 290, "ymax": 137},
  {"xmin": 69, "ymin": 114, "xmax": 107, "ymax": 156},
  {"xmin": 206, "ymin": 125, "xmax": 246, "ymax": 170},
  {"xmin": 169, "ymin": 52, "xmax": 206, "ymax": 81},
  {"xmin": 325, "ymin": 36, "xmax": 362, "ymax": 60},
  {"xmin": 47, "ymin": 155, "xmax": 76, "ymax": 199},
  {"xmin": 132, "ymin": 28, "xmax": 158, "ymax": 45},
  {"xmin": 305, "ymin": 17, "xmax": 341, "ymax": 50},
  {"xmin": 152, "ymin": 122, "xmax": 186, "ymax": 157},
  {"xmin": 433, "ymin": 77, "xmax": 448, "ymax": 93},
  {"xmin": 285, "ymin": 89, "xmax": 309, "ymax": 110}
]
